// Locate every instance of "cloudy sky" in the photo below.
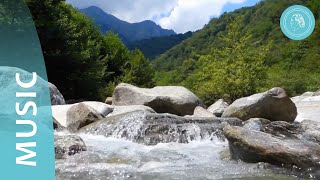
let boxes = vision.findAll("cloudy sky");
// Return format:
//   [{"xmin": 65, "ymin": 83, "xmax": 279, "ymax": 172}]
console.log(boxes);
[{"xmin": 66, "ymin": 0, "xmax": 261, "ymax": 33}]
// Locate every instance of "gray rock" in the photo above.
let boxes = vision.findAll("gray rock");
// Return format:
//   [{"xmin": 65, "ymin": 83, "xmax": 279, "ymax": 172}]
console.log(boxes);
[
  {"xmin": 224, "ymin": 126, "xmax": 320, "ymax": 170},
  {"xmin": 53, "ymin": 117, "xmax": 64, "ymax": 131},
  {"xmin": 293, "ymin": 95, "xmax": 320, "ymax": 123},
  {"xmin": 52, "ymin": 103, "xmax": 104, "ymax": 132},
  {"xmin": 105, "ymin": 97, "xmax": 113, "ymax": 105},
  {"xmin": 261, "ymin": 121, "xmax": 303, "ymax": 139},
  {"xmin": 314, "ymin": 90, "xmax": 320, "ymax": 96},
  {"xmin": 108, "ymin": 105, "xmax": 155, "ymax": 116},
  {"xmin": 193, "ymin": 106, "xmax": 216, "ymax": 118},
  {"xmin": 207, "ymin": 99, "xmax": 229, "ymax": 117},
  {"xmin": 49, "ymin": 82, "xmax": 65, "ymax": 105},
  {"xmin": 66, "ymin": 103, "xmax": 104, "ymax": 132},
  {"xmin": 112, "ymin": 83, "xmax": 204, "ymax": 116},
  {"xmin": 0, "ymin": 66, "xmax": 64, "ymax": 114},
  {"xmin": 243, "ymin": 118, "xmax": 271, "ymax": 131},
  {"xmin": 222, "ymin": 87, "xmax": 297, "ymax": 122},
  {"xmin": 79, "ymin": 111, "xmax": 242, "ymax": 145},
  {"xmin": 82, "ymin": 101, "xmax": 114, "ymax": 117},
  {"xmin": 301, "ymin": 120, "xmax": 320, "ymax": 144},
  {"xmin": 54, "ymin": 135, "xmax": 87, "ymax": 159}
]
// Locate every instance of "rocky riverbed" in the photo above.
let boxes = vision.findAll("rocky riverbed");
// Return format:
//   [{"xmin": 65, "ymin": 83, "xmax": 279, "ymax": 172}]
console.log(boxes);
[
  {"xmin": 3, "ymin": 69, "xmax": 319, "ymax": 179},
  {"xmin": 49, "ymin": 83, "xmax": 320, "ymax": 179}
]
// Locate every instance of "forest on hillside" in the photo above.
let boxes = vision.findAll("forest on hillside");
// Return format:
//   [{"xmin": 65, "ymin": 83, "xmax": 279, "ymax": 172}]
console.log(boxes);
[
  {"xmin": 1, "ymin": 0, "xmax": 319, "ymax": 106},
  {"xmin": 154, "ymin": 0, "xmax": 320, "ymax": 105},
  {"xmin": 24, "ymin": 0, "xmax": 155, "ymax": 101}
]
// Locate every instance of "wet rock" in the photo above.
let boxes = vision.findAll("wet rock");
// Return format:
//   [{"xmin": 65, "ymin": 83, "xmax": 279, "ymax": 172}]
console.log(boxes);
[
  {"xmin": 193, "ymin": 106, "xmax": 216, "ymax": 118},
  {"xmin": 112, "ymin": 83, "xmax": 204, "ymax": 116},
  {"xmin": 301, "ymin": 120, "xmax": 320, "ymax": 144},
  {"xmin": 224, "ymin": 126, "xmax": 320, "ymax": 169},
  {"xmin": 243, "ymin": 118, "xmax": 271, "ymax": 131},
  {"xmin": 108, "ymin": 105, "xmax": 155, "ymax": 116},
  {"xmin": 292, "ymin": 95, "xmax": 320, "ymax": 123},
  {"xmin": 207, "ymin": 99, "xmax": 229, "ymax": 117},
  {"xmin": 54, "ymin": 135, "xmax": 87, "ymax": 159},
  {"xmin": 222, "ymin": 87, "xmax": 297, "ymax": 122},
  {"xmin": 79, "ymin": 111, "xmax": 242, "ymax": 145},
  {"xmin": 261, "ymin": 121, "xmax": 303, "ymax": 139},
  {"xmin": 49, "ymin": 82, "xmax": 65, "ymax": 105}
]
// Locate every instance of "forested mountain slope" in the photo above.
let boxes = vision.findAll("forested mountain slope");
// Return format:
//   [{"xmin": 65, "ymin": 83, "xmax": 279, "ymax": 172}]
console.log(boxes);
[
  {"xmin": 80, "ymin": 6, "xmax": 176, "ymax": 44},
  {"xmin": 154, "ymin": 0, "xmax": 320, "ymax": 105},
  {"xmin": 128, "ymin": 32, "xmax": 192, "ymax": 60},
  {"xmin": 24, "ymin": 0, "xmax": 154, "ymax": 101}
]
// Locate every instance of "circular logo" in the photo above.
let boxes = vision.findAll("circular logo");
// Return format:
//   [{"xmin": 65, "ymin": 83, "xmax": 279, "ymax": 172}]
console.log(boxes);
[{"xmin": 280, "ymin": 5, "xmax": 315, "ymax": 40}]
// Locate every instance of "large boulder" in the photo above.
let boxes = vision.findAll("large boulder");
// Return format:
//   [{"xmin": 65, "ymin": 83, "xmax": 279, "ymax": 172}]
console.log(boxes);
[
  {"xmin": 52, "ymin": 102, "xmax": 109, "ymax": 132},
  {"xmin": 222, "ymin": 88, "xmax": 297, "ymax": 122},
  {"xmin": 54, "ymin": 135, "xmax": 87, "ymax": 159},
  {"xmin": 49, "ymin": 82, "xmax": 65, "ymax": 105},
  {"xmin": 66, "ymin": 103, "xmax": 104, "ymax": 132},
  {"xmin": 108, "ymin": 105, "xmax": 155, "ymax": 116},
  {"xmin": 79, "ymin": 111, "xmax": 242, "ymax": 145},
  {"xmin": 112, "ymin": 83, "xmax": 204, "ymax": 116},
  {"xmin": 0, "ymin": 66, "xmax": 65, "ymax": 114},
  {"xmin": 292, "ymin": 95, "xmax": 320, "ymax": 123},
  {"xmin": 224, "ymin": 126, "xmax": 320, "ymax": 170},
  {"xmin": 207, "ymin": 99, "xmax": 229, "ymax": 117}
]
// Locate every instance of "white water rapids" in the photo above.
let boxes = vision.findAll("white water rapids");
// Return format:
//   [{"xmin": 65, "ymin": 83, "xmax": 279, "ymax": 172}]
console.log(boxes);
[{"xmin": 55, "ymin": 133, "xmax": 299, "ymax": 180}]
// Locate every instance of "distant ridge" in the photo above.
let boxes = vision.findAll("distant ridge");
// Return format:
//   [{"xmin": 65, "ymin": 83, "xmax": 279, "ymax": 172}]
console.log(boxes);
[{"xmin": 80, "ymin": 6, "xmax": 176, "ymax": 44}]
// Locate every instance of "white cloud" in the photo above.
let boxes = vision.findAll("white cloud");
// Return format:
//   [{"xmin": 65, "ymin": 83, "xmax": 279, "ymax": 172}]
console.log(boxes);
[
  {"xmin": 67, "ymin": 0, "xmax": 248, "ymax": 33},
  {"xmin": 159, "ymin": 0, "xmax": 246, "ymax": 33}
]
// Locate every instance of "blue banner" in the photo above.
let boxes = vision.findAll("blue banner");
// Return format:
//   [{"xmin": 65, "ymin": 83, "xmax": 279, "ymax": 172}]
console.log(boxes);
[{"xmin": 0, "ymin": 0, "xmax": 55, "ymax": 179}]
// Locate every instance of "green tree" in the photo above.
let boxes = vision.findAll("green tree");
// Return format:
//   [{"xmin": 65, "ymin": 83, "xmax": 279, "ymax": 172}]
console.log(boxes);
[
  {"xmin": 121, "ymin": 49, "xmax": 155, "ymax": 87},
  {"xmin": 25, "ymin": 0, "xmax": 154, "ymax": 101},
  {"xmin": 188, "ymin": 17, "xmax": 269, "ymax": 104}
]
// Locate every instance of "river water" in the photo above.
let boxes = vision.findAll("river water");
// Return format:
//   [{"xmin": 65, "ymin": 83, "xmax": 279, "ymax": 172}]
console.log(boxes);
[{"xmin": 56, "ymin": 133, "xmax": 301, "ymax": 180}]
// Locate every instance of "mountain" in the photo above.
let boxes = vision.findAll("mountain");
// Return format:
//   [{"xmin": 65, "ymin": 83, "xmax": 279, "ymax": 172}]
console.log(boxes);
[
  {"xmin": 80, "ymin": 6, "xmax": 176, "ymax": 44},
  {"xmin": 127, "ymin": 31, "xmax": 192, "ymax": 60},
  {"xmin": 153, "ymin": 0, "xmax": 320, "ymax": 103}
]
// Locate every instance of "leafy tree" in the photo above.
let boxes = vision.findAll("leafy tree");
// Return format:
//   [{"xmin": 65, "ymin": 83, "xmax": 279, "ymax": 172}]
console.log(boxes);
[
  {"xmin": 121, "ymin": 49, "xmax": 155, "ymax": 87},
  {"xmin": 187, "ymin": 17, "xmax": 269, "ymax": 104}
]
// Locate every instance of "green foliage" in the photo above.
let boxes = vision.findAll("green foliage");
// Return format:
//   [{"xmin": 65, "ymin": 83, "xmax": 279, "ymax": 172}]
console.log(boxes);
[
  {"xmin": 23, "ymin": 0, "xmax": 154, "ymax": 101},
  {"xmin": 154, "ymin": 0, "xmax": 320, "ymax": 104},
  {"xmin": 128, "ymin": 32, "xmax": 193, "ymax": 60},
  {"xmin": 121, "ymin": 49, "xmax": 155, "ymax": 87},
  {"xmin": 187, "ymin": 17, "xmax": 269, "ymax": 104}
]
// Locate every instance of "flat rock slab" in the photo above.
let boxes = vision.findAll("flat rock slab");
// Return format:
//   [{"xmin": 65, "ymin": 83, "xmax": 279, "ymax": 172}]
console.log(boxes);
[
  {"xmin": 224, "ymin": 126, "xmax": 320, "ymax": 169},
  {"xmin": 79, "ymin": 111, "xmax": 242, "ymax": 145}
]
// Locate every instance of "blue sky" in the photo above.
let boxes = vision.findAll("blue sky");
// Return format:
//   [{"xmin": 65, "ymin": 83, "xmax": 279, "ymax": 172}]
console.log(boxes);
[
  {"xmin": 222, "ymin": 0, "xmax": 261, "ymax": 12},
  {"xmin": 67, "ymin": 0, "xmax": 262, "ymax": 33}
]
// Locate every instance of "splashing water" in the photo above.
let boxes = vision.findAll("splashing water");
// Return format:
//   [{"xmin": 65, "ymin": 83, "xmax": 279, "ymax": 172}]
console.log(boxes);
[{"xmin": 55, "ymin": 132, "xmax": 299, "ymax": 180}]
